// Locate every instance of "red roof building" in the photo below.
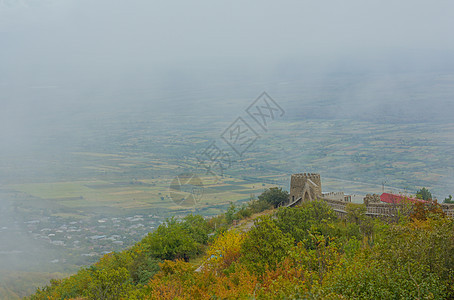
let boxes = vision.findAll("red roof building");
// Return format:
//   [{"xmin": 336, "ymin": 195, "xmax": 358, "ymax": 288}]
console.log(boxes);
[{"xmin": 380, "ymin": 193, "xmax": 428, "ymax": 204}]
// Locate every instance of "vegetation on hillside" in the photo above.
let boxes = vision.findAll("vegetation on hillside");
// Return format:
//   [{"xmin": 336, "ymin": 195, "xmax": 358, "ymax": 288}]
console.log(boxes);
[
  {"xmin": 28, "ymin": 189, "xmax": 454, "ymax": 299},
  {"xmin": 416, "ymin": 187, "xmax": 433, "ymax": 201},
  {"xmin": 444, "ymin": 195, "xmax": 453, "ymax": 204}
]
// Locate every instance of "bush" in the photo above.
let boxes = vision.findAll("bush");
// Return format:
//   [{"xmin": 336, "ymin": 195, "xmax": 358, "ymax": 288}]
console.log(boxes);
[
  {"xmin": 258, "ymin": 187, "xmax": 289, "ymax": 208},
  {"xmin": 87, "ymin": 267, "xmax": 132, "ymax": 300},
  {"xmin": 275, "ymin": 200, "xmax": 337, "ymax": 246},
  {"xmin": 129, "ymin": 254, "xmax": 161, "ymax": 285},
  {"xmin": 142, "ymin": 215, "xmax": 210, "ymax": 262},
  {"xmin": 240, "ymin": 216, "xmax": 293, "ymax": 274}
]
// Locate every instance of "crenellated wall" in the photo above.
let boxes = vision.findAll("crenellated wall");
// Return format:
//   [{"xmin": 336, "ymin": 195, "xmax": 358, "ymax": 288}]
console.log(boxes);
[
  {"xmin": 322, "ymin": 192, "xmax": 345, "ymax": 201},
  {"xmin": 441, "ymin": 204, "xmax": 454, "ymax": 218},
  {"xmin": 289, "ymin": 173, "xmax": 322, "ymax": 203},
  {"xmin": 288, "ymin": 173, "xmax": 454, "ymax": 219},
  {"xmin": 312, "ymin": 197, "xmax": 454, "ymax": 219}
]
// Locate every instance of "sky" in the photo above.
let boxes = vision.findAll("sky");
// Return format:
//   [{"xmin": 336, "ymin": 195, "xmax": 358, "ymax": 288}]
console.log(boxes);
[
  {"xmin": 1, "ymin": 0, "xmax": 454, "ymax": 82},
  {"xmin": 0, "ymin": 0, "xmax": 453, "ymax": 138},
  {"xmin": 1, "ymin": 0, "xmax": 453, "ymax": 169},
  {"xmin": 1, "ymin": 1, "xmax": 453, "ymax": 108}
]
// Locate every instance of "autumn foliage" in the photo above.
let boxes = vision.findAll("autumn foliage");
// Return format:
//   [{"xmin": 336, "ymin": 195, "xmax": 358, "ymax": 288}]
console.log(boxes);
[
  {"xmin": 410, "ymin": 200, "xmax": 446, "ymax": 221},
  {"xmin": 29, "ymin": 199, "xmax": 454, "ymax": 299},
  {"xmin": 202, "ymin": 230, "xmax": 244, "ymax": 272}
]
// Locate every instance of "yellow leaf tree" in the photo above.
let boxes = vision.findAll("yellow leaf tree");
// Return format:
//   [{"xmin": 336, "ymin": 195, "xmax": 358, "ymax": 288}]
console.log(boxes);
[{"xmin": 203, "ymin": 230, "xmax": 245, "ymax": 272}]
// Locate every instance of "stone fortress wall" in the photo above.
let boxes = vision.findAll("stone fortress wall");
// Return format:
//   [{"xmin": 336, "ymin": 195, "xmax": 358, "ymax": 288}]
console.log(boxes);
[{"xmin": 287, "ymin": 173, "xmax": 454, "ymax": 218}]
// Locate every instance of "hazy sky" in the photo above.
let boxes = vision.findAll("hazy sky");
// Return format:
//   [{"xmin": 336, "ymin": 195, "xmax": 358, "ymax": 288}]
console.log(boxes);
[
  {"xmin": 1, "ymin": 0, "xmax": 454, "ymax": 150},
  {"xmin": 1, "ymin": 0, "xmax": 454, "ymax": 81}
]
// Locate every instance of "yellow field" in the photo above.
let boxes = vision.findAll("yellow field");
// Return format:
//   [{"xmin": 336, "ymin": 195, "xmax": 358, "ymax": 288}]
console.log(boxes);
[{"xmin": 8, "ymin": 173, "xmax": 279, "ymax": 215}]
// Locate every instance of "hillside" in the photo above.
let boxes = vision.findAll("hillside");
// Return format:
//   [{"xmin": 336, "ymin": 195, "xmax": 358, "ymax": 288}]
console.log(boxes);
[{"xmin": 27, "ymin": 193, "xmax": 454, "ymax": 299}]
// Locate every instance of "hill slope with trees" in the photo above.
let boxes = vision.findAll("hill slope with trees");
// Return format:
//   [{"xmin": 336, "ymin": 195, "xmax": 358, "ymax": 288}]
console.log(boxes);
[{"xmin": 28, "ymin": 188, "xmax": 454, "ymax": 299}]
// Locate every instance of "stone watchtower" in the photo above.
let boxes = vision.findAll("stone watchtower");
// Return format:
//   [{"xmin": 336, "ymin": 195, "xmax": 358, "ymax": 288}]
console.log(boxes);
[{"xmin": 289, "ymin": 173, "xmax": 322, "ymax": 205}]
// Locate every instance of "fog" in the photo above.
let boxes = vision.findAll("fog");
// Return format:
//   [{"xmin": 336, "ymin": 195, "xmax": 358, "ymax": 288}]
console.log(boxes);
[
  {"xmin": 1, "ymin": 0, "xmax": 454, "ymax": 296},
  {"xmin": 2, "ymin": 0, "xmax": 454, "ymax": 120},
  {"xmin": 2, "ymin": 1, "xmax": 454, "ymax": 81}
]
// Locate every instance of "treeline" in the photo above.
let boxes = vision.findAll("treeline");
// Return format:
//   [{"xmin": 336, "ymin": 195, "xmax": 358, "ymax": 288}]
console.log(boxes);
[{"xmin": 29, "ymin": 189, "xmax": 454, "ymax": 299}]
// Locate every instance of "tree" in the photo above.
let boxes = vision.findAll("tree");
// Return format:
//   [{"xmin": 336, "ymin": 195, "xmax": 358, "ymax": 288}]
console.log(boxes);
[
  {"xmin": 87, "ymin": 267, "xmax": 132, "ymax": 300},
  {"xmin": 129, "ymin": 254, "xmax": 161, "ymax": 284},
  {"xmin": 323, "ymin": 252, "xmax": 447, "ymax": 299},
  {"xmin": 257, "ymin": 257, "xmax": 310, "ymax": 298},
  {"xmin": 444, "ymin": 195, "xmax": 453, "ymax": 204},
  {"xmin": 321, "ymin": 216, "xmax": 454, "ymax": 299},
  {"xmin": 258, "ymin": 187, "xmax": 289, "ymax": 208},
  {"xmin": 345, "ymin": 203, "xmax": 374, "ymax": 237},
  {"xmin": 416, "ymin": 187, "xmax": 432, "ymax": 201},
  {"xmin": 142, "ymin": 217, "xmax": 201, "ymax": 262},
  {"xmin": 146, "ymin": 260, "xmax": 196, "ymax": 299},
  {"xmin": 410, "ymin": 201, "xmax": 446, "ymax": 221},
  {"xmin": 363, "ymin": 193, "xmax": 381, "ymax": 205},
  {"xmin": 240, "ymin": 216, "xmax": 293, "ymax": 274},
  {"xmin": 248, "ymin": 195, "xmax": 272, "ymax": 214},
  {"xmin": 275, "ymin": 200, "xmax": 337, "ymax": 246},
  {"xmin": 204, "ymin": 230, "xmax": 245, "ymax": 272},
  {"xmin": 373, "ymin": 217, "xmax": 454, "ymax": 297},
  {"xmin": 225, "ymin": 202, "xmax": 239, "ymax": 224},
  {"xmin": 181, "ymin": 214, "xmax": 211, "ymax": 245}
]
